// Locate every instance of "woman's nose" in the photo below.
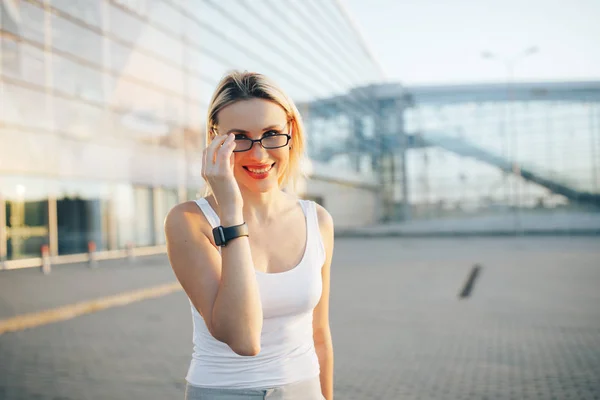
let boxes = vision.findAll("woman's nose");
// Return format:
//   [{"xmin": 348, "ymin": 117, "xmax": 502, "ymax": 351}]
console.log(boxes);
[{"xmin": 248, "ymin": 141, "xmax": 268, "ymax": 158}]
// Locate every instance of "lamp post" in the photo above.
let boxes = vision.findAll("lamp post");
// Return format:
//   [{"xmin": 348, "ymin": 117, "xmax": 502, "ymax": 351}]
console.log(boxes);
[{"xmin": 481, "ymin": 46, "xmax": 539, "ymax": 233}]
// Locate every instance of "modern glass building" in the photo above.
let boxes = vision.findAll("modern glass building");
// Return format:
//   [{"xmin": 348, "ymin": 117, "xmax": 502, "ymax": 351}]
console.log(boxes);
[
  {"xmin": 307, "ymin": 80, "xmax": 600, "ymax": 225},
  {"xmin": 0, "ymin": 0, "xmax": 385, "ymax": 268}
]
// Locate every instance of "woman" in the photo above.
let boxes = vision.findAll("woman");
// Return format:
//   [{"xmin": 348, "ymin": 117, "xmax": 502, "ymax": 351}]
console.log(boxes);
[{"xmin": 165, "ymin": 70, "xmax": 335, "ymax": 399}]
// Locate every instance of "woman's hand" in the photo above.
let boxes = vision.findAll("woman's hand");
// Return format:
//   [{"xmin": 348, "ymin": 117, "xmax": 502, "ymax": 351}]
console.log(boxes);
[{"xmin": 202, "ymin": 133, "xmax": 243, "ymax": 222}]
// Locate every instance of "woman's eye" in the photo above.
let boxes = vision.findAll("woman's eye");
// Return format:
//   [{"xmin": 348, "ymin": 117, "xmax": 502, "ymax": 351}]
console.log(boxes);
[
  {"xmin": 263, "ymin": 131, "xmax": 279, "ymax": 137},
  {"xmin": 234, "ymin": 134, "xmax": 247, "ymax": 140}
]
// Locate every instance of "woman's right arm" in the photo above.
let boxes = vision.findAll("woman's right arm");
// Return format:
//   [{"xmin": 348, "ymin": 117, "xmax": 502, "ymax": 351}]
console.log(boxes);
[{"xmin": 164, "ymin": 202, "xmax": 263, "ymax": 356}]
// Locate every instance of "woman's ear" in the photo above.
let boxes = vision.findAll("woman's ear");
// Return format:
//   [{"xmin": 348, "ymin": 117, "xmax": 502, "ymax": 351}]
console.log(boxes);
[{"xmin": 288, "ymin": 118, "xmax": 294, "ymax": 149}]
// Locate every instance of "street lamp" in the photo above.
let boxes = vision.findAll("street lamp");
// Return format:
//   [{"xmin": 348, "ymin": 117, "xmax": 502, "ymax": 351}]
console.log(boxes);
[
  {"xmin": 481, "ymin": 46, "xmax": 539, "ymax": 233},
  {"xmin": 481, "ymin": 46, "xmax": 539, "ymax": 82}
]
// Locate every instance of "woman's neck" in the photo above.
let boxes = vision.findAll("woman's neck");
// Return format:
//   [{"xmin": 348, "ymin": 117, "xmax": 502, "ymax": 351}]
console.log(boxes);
[{"xmin": 240, "ymin": 188, "xmax": 290, "ymax": 224}]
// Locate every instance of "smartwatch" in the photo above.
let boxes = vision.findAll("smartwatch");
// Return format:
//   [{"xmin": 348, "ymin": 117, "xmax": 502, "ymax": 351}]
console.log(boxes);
[{"xmin": 212, "ymin": 223, "xmax": 249, "ymax": 246}]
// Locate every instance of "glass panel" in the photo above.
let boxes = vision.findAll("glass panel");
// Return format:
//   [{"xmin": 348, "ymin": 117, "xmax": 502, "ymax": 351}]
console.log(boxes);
[
  {"xmin": 51, "ymin": 95, "xmax": 106, "ymax": 139},
  {"xmin": 185, "ymin": 46, "xmax": 224, "ymax": 84},
  {"xmin": 155, "ymin": 188, "xmax": 178, "ymax": 245},
  {"xmin": 56, "ymin": 180, "xmax": 110, "ymax": 255},
  {"xmin": 51, "ymin": 54, "xmax": 105, "ymax": 103},
  {"xmin": 20, "ymin": 1, "xmax": 45, "ymax": 44},
  {"xmin": 106, "ymin": 4, "xmax": 145, "ymax": 45},
  {"xmin": 133, "ymin": 186, "xmax": 155, "ymax": 246},
  {"xmin": 146, "ymin": 1, "xmax": 182, "ymax": 36},
  {"xmin": 2, "ymin": 177, "xmax": 50, "ymax": 261},
  {"xmin": 0, "ymin": 0, "xmax": 20, "ymax": 36},
  {"xmin": 51, "ymin": 13, "xmax": 103, "ymax": 67},
  {"xmin": 107, "ymin": 4, "xmax": 183, "ymax": 64},
  {"xmin": 50, "ymin": 0, "xmax": 102, "ymax": 28},
  {"xmin": 114, "ymin": 183, "xmax": 135, "ymax": 249},
  {"xmin": 1, "ymin": 81, "xmax": 54, "ymax": 131},
  {"xmin": 106, "ymin": 39, "xmax": 136, "ymax": 74},
  {"xmin": 137, "ymin": 23, "xmax": 183, "ymax": 65},
  {"xmin": 107, "ymin": 39, "xmax": 184, "ymax": 95},
  {"xmin": 20, "ymin": 42, "xmax": 46, "ymax": 88},
  {"xmin": 186, "ymin": 73, "xmax": 214, "ymax": 107},
  {"xmin": 0, "ymin": 36, "xmax": 21, "ymax": 80}
]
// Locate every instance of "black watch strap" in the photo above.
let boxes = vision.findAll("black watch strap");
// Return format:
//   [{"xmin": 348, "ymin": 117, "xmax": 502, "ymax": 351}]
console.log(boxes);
[{"xmin": 212, "ymin": 223, "xmax": 249, "ymax": 246}]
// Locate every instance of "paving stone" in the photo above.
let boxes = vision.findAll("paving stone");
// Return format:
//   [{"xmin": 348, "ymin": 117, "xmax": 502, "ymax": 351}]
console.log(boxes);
[{"xmin": 0, "ymin": 237, "xmax": 599, "ymax": 399}]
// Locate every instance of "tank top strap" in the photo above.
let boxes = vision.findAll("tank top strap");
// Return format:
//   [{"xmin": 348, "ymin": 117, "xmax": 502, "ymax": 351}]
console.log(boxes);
[
  {"xmin": 299, "ymin": 199, "xmax": 326, "ymax": 265},
  {"xmin": 194, "ymin": 198, "xmax": 220, "ymax": 229}
]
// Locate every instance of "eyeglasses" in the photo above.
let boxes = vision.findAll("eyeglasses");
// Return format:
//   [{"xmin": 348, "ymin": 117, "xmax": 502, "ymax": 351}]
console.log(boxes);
[{"xmin": 233, "ymin": 133, "xmax": 291, "ymax": 152}]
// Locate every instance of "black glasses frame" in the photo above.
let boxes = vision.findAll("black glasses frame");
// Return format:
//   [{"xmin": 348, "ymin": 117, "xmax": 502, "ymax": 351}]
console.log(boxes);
[{"xmin": 233, "ymin": 133, "xmax": 291, "ymax": 153}]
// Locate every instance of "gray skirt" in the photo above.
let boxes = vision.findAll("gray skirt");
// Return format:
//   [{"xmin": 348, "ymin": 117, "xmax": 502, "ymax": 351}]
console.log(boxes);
[{"xmin": 184, "ymin": 376, "xmax": 325, "ymax": 399}]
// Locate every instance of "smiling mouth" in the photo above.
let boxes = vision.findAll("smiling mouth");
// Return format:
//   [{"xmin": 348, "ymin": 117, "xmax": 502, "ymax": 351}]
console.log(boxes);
[{"xmin": 243, "ymin": 163, "xmax": 275, "ymax": 174}]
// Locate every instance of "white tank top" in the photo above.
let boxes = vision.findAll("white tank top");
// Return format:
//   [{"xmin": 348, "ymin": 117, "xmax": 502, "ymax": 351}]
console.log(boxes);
[{"xmin": 185, "ymin": 198, "xmax": 326, "ymax": 389}]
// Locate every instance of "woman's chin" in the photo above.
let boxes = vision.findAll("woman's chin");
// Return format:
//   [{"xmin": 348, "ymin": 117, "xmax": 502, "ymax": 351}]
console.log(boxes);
[{"xmin": 239, "ymin": 178, "xmax": 279, "ymax": 194}]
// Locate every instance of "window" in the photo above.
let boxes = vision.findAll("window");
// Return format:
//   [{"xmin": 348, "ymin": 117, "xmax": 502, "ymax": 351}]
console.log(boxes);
[
  {"xmin": 56, "ymin": 179, "xmax": 111, "ymax": 254},
  {"xmin": 50, "ymin": 0, "xmax": 102, "ymax": 29},
  {"xmin": 51, "ymin": 13, "xmax": 103, "ymax": 67},
  {"xmin": 185, "ymin": 73, "xmax": 214, "ymax": 106},
  {"xmin": 108, "ymin": 4, "xmax": 183, "ymax": 64},
  {"xmin": 1, "ymin": 36, "xmax": 21, "ymax": 80},
  {"xmin": 133, "ymin": 186, "xmax": 155, "ymax": 246},
  {"xmin": 185, "ymin": 46, "xmax": 226, "ymax": 82},
  {"xmin": 155, "ymin": 188, "xmax": 178, "ymax": 244},
  {"xmin": 20, "ymin": 43, "xmax": 46, "ymax": 87},
  {"xmin": 51, "ymin": 95, "xmax": 107, "ymax": 139},
  {"xmin": 0, "ymin": 0, "xmax": 20, "ymax": 36},
  {"xmin": 137, "ymin": 24, "xmax": 183, "ymax": 65},
  {"xmin": 107, "ymin": 77, "xmax": 164, "ymax": 116},
  {"xmin": 108, "ymin": 39, "xmax": 184, "ymax": 96},
  {"xmin": 114, "ymin": 183, "xmax": 135, "ymax": 248},
  {"xmin": 107, "ymin": 4, "xmax": 145, "ymax": 45},
  {"xmin": 20, "ymin": 2, "xmax": 45, "ymax": 44},
  {"xmin": 146, "ymin": 2, "xmax": 182, "ymax": 36},
  {"xmin": 2, "ymin": 176, "xmax": 51, "ymax": 260},
  {"xmin": 1, "ymin": 81, "xmax": 54, "ymax": 131},
  {"xmin": 52, "ymin": 54, "xmax": 105, "ymax": 103}
]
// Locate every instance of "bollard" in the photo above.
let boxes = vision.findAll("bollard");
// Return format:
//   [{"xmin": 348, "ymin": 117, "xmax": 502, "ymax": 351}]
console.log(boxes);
[
  {"xmin": 459, "ymin": 264, "xmax": 482, "ymax": 299},
  {"xmin": 88, "ymin": 240, "xmax": 97, "ymax": 267},
  {"xmin": 126, "ymin": 241, "xmax": 135, "ymax": 263},
  {"xmin": 41, "ymin": 244, "xmax": 51, "ymax": 275}
]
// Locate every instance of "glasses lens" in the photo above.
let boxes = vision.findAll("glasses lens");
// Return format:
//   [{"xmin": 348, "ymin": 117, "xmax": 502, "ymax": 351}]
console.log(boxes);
[
  {"xmin": 234, "ymin": 138, "xmax": 252, "ymax": 152},
  {"xmin": 262, "ymin": 135, "xmax": 288, "ymax": 149}
]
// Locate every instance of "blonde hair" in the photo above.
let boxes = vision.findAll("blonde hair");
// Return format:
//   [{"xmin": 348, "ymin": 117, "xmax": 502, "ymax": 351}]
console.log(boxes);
[{"xmin": 205, "ymin": 70, "xmax": 306, "ymax": 193}]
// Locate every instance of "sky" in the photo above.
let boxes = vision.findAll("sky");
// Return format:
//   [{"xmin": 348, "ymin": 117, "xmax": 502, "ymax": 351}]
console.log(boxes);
[{"xmin": 342, "ymin": 0, "xmax": 600, "ymax": 85}]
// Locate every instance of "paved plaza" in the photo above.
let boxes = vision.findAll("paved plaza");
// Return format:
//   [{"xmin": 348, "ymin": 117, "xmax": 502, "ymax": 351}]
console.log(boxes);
[{"xmin": 1, "ymin": 237, "xmax": 599, "ymax": 399}]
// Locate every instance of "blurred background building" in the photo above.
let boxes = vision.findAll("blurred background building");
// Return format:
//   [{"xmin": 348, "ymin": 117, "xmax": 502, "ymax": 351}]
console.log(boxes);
[
  {"xmin": 1, "ymin": 0, "xmax": 599, "ymax": 269},
  {"xmin": 0, "ymin": 0, "xmax": 384, "ymax": 267},
  {"xmin": 306, "ymin": 80, "xmax": 600, "ymax": 226}
]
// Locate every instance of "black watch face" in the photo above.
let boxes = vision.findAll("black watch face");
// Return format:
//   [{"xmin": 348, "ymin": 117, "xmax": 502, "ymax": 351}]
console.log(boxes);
[{"xmin": 213, "ymin": 226, "xmax": 226, "ymax": 246}]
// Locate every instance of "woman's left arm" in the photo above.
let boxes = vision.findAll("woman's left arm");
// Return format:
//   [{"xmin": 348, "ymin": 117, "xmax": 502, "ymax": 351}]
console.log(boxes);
[{"xmin": 313, "ymin": 204, "xmax": 335, "ymax": 400}]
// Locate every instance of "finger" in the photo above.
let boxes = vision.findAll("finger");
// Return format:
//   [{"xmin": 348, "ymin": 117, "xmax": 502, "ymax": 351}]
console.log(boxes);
[
  {"xmin": 206, "ymin": 134, "xmax": 230, "ymax": 165},
  {"xmin": 201, "ymin": 148, "xmax": 208, "ymax": 179},
  {"xmin": 215, "ymin": 133, "xmax": 235, "ymax": 160},
  {"xmin": 216, "ymin": 134, "xmax": 235, "ymax": 164},
  {"xmin": 217, "ymin": 134, "xmax": 236, "ymax": 166}
]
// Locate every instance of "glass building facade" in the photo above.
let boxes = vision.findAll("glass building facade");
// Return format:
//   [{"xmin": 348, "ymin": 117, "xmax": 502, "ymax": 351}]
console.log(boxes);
[
  {"xmin": 403, "ymin": 93, "xmax": 600, "ymax": 218},
  {"xmin": 306, "ymin": 81, "xmax": 600, "ymax": 222},
  {"xmin": 0, "ymin": 0, "xmax": 384, "ymax": 265}
]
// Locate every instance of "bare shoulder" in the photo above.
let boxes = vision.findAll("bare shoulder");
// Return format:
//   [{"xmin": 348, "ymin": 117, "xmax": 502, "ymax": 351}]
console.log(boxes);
[
  {"xmin": 314, "ymin": 203, "xmax": 334, "ymax": 240},
  {"xmin": 164, "ymin": 199, "xmax": 212, "ymax": 241},
  {"xmin": 315, "ymin": 203, "xmax": 334, "ymax": 229}
]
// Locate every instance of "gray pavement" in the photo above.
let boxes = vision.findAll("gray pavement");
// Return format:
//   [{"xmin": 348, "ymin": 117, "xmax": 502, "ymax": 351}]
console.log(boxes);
[
  {"xmin": 336, "ymin": 210, "xmax": 600, "ymax": 237},
  {"xmin": 1, "ymin": 237, "xmax": 599, "ymax": 399}
]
